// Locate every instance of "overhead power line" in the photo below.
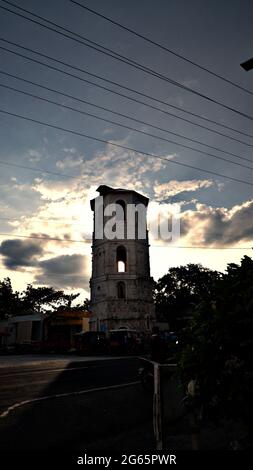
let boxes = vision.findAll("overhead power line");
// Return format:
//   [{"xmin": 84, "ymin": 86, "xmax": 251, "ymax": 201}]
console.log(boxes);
[
  {"xmin": 0, "ymin": 267, "xmax": 89, "ymax": 278},
  {"xmin": 151, "ymin": 246, "xmax": 253, "ymax": 250},
  {"xmin": 0, "ymin": 232, "xmax": 90, "ymax": 243},
  {"xmin": 1, "ymin": 40, "xmax": 253, "ymax": 149},
  {"xmin": 1, "ymin": 80, "xmax": 253, "ymax": 171},
  {"xmin": 1, "ymin": 1, "xmax": 253, "ymax": 122},
  {"xmin": 70, "ymin": 0, "xmax": 253, "ymax": 97},
  {"xmin": 0, "ymin": 215, "xmax": 89, "ymax": 227},
  {"xmin": 0, "ymin": 158, "xmax": 78, "ymax": 180},
  {"xmin": 1, "ymin": 69, "xmax": 253, "ymax": 159},
  {"xmin": 1, "ymin": 106, "xmax": 253, "ymax": 188},
  {"xmin": 0, "ymin": 232, "xmax": 252, "ymax": 250}
]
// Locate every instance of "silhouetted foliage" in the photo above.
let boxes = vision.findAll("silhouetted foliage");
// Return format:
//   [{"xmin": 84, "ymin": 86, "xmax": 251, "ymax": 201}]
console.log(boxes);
[
  {"xmin": 0, "ymin": 278, "xmax": 91, "ymax": 318},
  {"xmin": 178, "ymin": 256, "xmax": 253, "ymax": 445},
  {"xmin": 0, "ymin": 277, "xmax": 21, "ymax": 320},
  {"xmin": 21, "ymin": 285, "xmax": 65, "ymax": 314},
  {"xmin": 61, "ymin": 293, "xmax": 80, "ymax": 308},
  {"xmin": 74, "ymin": 298, "xmax": 91, "ymax": 311},
  {"xmin": 57, "ymin": 295, "xmax": 91, "ymax": 312},
  {"xmin": 154, "ymin": 263, "xmax": 221, "ymax": 329}
]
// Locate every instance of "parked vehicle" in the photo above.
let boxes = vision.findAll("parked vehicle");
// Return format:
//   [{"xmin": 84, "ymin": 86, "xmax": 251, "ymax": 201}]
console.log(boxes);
[
  {"xmin": 163, "ymin": 331, "xmax": 179, "ymax": 360},
  {"xmin": 75, "ymin": 331, "xmax": 107, "ymax": 355},
  {"xmin": 108, "ymin": 328, "xmax": 143, "ymax": 354},
  {"xmin": 139, "ymin": 331, "xmax": 179, "ymax": 390}
]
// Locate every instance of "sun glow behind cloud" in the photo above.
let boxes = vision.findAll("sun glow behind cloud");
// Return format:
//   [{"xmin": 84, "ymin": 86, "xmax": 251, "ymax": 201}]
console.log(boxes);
[{"xmin": 0, "ymin": 141, "xmax": 253, "ymax": 300}]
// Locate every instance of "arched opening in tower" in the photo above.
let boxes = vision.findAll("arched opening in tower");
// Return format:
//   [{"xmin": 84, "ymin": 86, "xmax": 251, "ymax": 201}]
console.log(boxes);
[
  {"xmin": 116, "ymin": 246, "xmax": 127, "ymax": 272},
  {"xmin": 117, "ymin": 281, "xmax": 126, "ymax": 299}
]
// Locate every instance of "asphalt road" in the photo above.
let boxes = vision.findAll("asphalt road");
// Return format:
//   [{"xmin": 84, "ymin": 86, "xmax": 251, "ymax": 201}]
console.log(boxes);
[{"xmin": 0, "ymin": 355, "xmax": 154, "ymax": 451}]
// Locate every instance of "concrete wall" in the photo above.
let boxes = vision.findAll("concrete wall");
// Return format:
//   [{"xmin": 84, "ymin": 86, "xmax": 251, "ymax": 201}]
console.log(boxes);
[{"xmin": 0, "ymin": 314, "xmax": 43, "ymax": 346}]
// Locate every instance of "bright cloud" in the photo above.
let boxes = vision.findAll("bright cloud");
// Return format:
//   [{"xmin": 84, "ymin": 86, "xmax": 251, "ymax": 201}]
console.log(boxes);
[
  {"xmin": 154, "ymin": 179, "xmax": 214, "ymax": 200},
  {"xmin": 181, "ymin": 199, "xmax": 253, "ymax": 246}
]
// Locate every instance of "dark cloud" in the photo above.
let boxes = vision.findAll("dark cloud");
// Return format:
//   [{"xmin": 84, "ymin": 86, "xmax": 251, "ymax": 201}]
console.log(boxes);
[
  {"xmin": 35, "ymin": 254, "xmax": 89, "ymax": 289},
  {"xmin": 40, "ymin": 254, "xmax": 85, "ymax": 274},
  {"xmin": 181, "ymin": 200, "xmax": 253, "ymax": 246},
  {"xmin": 0, "ymin": 238, "xmax": 44, "ymax": 269},
  {"xmin": 0, "ymin": 237, "xmax": 89, "ymax": 289}
]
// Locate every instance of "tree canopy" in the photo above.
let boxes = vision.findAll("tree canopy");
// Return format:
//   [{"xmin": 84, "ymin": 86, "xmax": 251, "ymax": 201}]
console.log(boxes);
[
  {"xmin": 0, "ymin": 278, "xmax": 20, "ymax": 320},
  {"xmin": 0, "ymin": 278, "xmax": 90, "ymax": 319},
  {"xmin": 154, "ymin": 263, "xmax": 221, "ymax": 329},
  {"xmin": 178, "ymin": 256, "xmax": 253, "ymax": 442}
]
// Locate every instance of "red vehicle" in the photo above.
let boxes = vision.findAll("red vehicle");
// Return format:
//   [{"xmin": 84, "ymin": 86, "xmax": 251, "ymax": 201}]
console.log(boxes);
[
  {"xmin": 108, "ymin": 329, "xmax": 143, "ymax": 354},
  {"xmin": 75, "ymin": 331, "xmax": 107, "ymax": 355}
]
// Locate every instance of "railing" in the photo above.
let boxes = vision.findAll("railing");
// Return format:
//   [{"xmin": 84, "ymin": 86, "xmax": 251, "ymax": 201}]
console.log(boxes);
[{"xmin": 139, "ymin": 357, "xmax": 200, "ymax": 450}]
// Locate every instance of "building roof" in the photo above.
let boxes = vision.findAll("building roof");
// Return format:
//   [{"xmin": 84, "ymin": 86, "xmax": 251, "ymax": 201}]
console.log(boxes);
[
  {"xmin": 6, "ymin": 314, "xmax": 44, "ymax": 323},
  {"xmin": 90, "ymin": 185, "xmax": 149, "ymax": 210}
]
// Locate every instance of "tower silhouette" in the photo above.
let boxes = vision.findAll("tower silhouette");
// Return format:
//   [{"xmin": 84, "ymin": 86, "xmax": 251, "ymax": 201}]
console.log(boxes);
[{"xmin": 90, "ymin": 185, "xmax": 155, "ymax": 332}]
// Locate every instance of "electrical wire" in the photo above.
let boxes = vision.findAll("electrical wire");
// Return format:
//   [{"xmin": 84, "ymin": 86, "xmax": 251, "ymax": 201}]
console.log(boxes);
[
  {"xmin": 2, "ymin": 81, "xmax": 253, "ymax": 170},
  {"xmin": 1, "ymin": 106, "xmax": 253, "ymax": 187},
  {"xmin": 70, "ymin": 0, "xmax": 253, "ymax": 97},
  {"xmin": 0, "ymin": 1, "xmax": 253, "ymax": 121},
  {"xmin": 1, "ymin": 40, "xmax": 253, "ymax": 149},
  {"xmin": 0, "ymin": 232, "xmax": 252, "ymax": 249}
]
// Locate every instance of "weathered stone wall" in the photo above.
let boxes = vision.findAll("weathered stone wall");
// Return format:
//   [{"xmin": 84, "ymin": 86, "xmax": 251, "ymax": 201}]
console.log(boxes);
[{"xmin": 90, "ymin": 186, "xmax": 155, "ymax": 332}]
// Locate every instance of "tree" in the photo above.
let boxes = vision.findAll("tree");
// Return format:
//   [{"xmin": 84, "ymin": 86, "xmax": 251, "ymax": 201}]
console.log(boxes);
[
  {"xmin": 154, "ymin": 264, "xmax": 221, "ymax": 329},
  {"xmin": 178, "ymin": 256, "xmax": 253, "ymax": 445},
  {"xmin": 0, "ymin": 278, "xmax": 92, "ymax": 317},
  {"xmin": 0, "ymin": 277, "xmax": 21, "ymax": 320},
  {"xmin": 56, "ymin": 295, "xmax": 91, "ymax": 312},
  {"xmin": 72, "ymin": 298, "xmax": 91, "ymax": 311},
  {"xmin": 21, "ymin": 285, "xmax": 65, "ymax": 314},
  {"xmin": 61, "ymin": 293, "xmax": 80, "ymax": 309}
]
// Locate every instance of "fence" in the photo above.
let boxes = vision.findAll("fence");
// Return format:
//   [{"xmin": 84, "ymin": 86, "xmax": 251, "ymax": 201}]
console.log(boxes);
[{"xmin": 140, "ymin": 357, "xmax": 200, "ymax": 450}]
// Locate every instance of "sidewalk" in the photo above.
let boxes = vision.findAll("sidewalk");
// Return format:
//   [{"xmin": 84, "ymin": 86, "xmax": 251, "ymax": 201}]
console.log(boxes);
[{"xmin": 0, "ymin": 353, "xmax": 130, "ymax": 368}]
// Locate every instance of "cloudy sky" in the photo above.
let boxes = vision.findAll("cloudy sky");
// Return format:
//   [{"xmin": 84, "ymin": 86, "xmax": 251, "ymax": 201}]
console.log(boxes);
[{"xmin": 0, "ymin": 0, "xmax": 253, "ymax": 301}]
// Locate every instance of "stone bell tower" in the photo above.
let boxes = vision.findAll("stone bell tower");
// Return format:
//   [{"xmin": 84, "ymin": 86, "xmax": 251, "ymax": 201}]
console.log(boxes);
[{"xmin": 90, "ymin": 185, "xmax": 155, "ymax": 332}]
